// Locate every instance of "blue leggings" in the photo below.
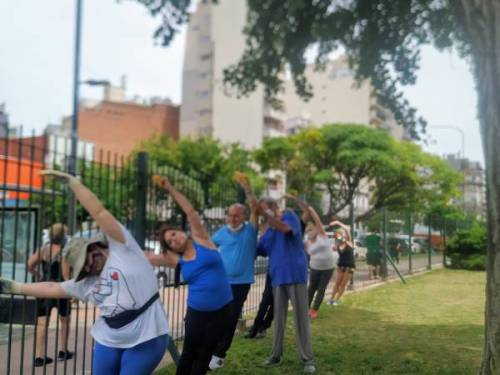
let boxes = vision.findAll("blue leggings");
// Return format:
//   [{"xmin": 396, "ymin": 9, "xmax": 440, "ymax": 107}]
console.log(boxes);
[{"xmin": 93, "ymin": 334, "xmax": 169, "ymax": 375}]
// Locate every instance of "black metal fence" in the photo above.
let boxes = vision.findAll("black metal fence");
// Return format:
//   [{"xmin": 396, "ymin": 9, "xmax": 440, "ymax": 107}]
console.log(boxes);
[
  {"xmin": 0, "ymin": 132, "xmax": 267, "ymax": 375},
  {"xmin": 0, "ymin": 132, "xmax": 452, "ymax": 374}
]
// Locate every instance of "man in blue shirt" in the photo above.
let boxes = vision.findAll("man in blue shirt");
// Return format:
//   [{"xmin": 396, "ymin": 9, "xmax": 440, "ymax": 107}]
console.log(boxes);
[
  {"xmin": 257, "ymin": 198, "xmax": 315, "ymax": 373},
  {"xmin": 209, "ymin": 174, "xmax": 259, "ymax": 370}
]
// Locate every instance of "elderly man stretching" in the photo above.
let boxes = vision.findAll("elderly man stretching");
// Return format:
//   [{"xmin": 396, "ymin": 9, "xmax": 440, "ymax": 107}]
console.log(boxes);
[
  {"xmin": 257, "ymin": 197, "xmax": 315, "ymax": 373},
  {"xmin": 209, "ymin": 173, "xmax": 259, "ymax": 370}
]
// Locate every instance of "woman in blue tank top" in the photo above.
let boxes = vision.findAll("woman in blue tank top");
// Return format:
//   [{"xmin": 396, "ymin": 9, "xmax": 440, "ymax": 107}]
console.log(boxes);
[{"xmin": 146, "ymin": 175, "xmax": 233, "ymax": 375}]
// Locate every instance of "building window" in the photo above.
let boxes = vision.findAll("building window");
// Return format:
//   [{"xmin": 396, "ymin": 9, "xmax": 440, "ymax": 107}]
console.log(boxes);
[
  {"xmin": 199, "ymin": 109, "xmax": 211, "ymax": 116},
  {"xmin": 200, "ymin": 53, "xmax": 211, "ymax": 61},
  {"xmin": 197, "ymin": 90, "xmax": 210, "ymax": 98}
]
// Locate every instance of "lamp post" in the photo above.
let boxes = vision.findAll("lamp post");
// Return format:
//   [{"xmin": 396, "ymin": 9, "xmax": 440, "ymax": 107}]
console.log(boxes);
[
  {"xmin": 428, "ymin": 125, "xmax": 466, "ymax": 212},
  {"xmin": 67, "ymin": 0, "xmax": 83, "ymax": 235},
  {"xmin": 68, "ymin": 0, "xmax": 111, "ymax": 234}
]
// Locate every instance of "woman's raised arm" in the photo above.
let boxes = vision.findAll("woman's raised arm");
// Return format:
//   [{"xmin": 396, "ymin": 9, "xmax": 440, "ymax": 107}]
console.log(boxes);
[
  {"xmin": 41, "ymin": 170, "xmax": 125, "ymax": 244},
  {"xmin": 153, "ymin": 175, "xmax": 212, "ymax": 246}
]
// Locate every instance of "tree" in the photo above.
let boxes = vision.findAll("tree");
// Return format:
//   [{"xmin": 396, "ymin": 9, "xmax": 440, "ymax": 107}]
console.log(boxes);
[
  {"xmin": 136, "ymin": 135, "xmax": 264, "ymax": 208},
  {"xmin": 366, "ymin": 141, "xmax": 461, "ymax": 219},
  {"xmin": 135, "ymin": 1, "xmax": 499, "ymax": 371}
]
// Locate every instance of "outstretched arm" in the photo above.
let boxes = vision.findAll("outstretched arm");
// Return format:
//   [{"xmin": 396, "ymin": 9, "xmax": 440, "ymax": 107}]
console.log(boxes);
[
  {"xmin": 145, "ymin": 251, "xmax": 179, "ymax": 268},
  {"xmin": 259, "ymin": 203, "xmax": 291, "ymax": 233},
  {"xmin": 284, "ymin": 194, "xmax": 310, "ymax": 223},
  {"xmin": 330, "ymin": 220, "xmax": 353, "ymax": 246},
  {"xmin": 308, "ymin": 206, "xmax": 326, "ymax": 237},
  {"xmin": 0, "ymin": 278, "xmax": 69, "ymax": 299},
  {"xmin": 41, "ymin": 170, "xmax": 125, "ymax": 244},
  {"xmin": 233, "ymin": 172, "xmax": 259, "ymax": 226},
  {"xmin": 153, "ymin": 175, "xmax": 212, "ymax": 246}
]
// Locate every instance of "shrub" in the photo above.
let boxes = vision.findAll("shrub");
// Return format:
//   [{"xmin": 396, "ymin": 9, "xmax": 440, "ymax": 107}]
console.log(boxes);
[{"xmin": 445, "ymin": 222, "xmax": 486, "ymax": 270}]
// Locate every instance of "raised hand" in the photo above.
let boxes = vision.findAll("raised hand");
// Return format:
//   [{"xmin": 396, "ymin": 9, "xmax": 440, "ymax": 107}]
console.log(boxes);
[
  {"xmin": 233, "ymin": 171, "xmax": 251, "ymax": 191},
  {"xmin": 153, "ymin": 175, "xmax": 172, "ymax": 191},
  {"xmin": 40, "ymin": 169, "xmax": 75, "ymax": 182}
]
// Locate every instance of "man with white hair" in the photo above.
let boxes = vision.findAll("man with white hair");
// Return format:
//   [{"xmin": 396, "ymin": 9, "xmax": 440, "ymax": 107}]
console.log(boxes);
[{"xmin": 209, "ymin": 174, "xmax": 259, "ymax": 370}]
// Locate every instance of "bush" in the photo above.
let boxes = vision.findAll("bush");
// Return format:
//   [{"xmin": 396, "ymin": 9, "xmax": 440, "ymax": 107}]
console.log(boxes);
[{"xmin": 445, "ymin": 222, "xmax": 487, "ymax": 270}]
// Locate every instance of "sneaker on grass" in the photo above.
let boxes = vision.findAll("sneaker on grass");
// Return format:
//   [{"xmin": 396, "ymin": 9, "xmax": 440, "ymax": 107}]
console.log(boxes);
[
  {"xmin": 261, "ymin": 356, "xmax": 281, "ymax": 367},
  {"xmin": 255, "ymin": 329, "xmax": 266, "ymax": 339},
  {"xmin": 209, "ymin": 355, "xmax": 224, "ymax": 370},
  {"xmin": 303, "ymin": 361, "xmax": 316, "ymax": 373}
]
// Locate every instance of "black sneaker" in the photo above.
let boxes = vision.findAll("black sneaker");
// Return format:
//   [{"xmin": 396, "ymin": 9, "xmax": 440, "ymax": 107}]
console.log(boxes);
[
  {"xmin": 261, "ymin": 356, "xmax": 281, "ymax": 367},
  {"xmin": 255, "ymin": 330, "xmax": 266, "ymax": 339},
  {"xmin": 58, "ymin": 350, "xmax": 74, "ymax": 361},
  {"xmin": 34, "ymin": 356, "xmax": 53, "ymax": 367},
  {"xmin": 244, "ymin": 330, "xmax": 256, "ymax": 339}
]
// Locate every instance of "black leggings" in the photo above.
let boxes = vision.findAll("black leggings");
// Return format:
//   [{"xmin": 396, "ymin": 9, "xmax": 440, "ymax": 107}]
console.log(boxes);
[
  {"xmin": 308, "ymin": 268, "xmax": 334, "ymax": 311},
  {"xmin": 248, "ymin": 273, "xmax": 274, "ymax": 336},
  {"xmin": 176, "ymin": 302, "xmax": 232, "ymax": 375},
  {"xmin": 213, "ymin": 284, "xmax": 250, "ymax": 358}
]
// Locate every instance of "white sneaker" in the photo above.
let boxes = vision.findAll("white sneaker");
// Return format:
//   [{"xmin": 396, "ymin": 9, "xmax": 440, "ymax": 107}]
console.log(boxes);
[{"xmin": 209, "ymin": 355, "xmax": 225, "ymax": 370}]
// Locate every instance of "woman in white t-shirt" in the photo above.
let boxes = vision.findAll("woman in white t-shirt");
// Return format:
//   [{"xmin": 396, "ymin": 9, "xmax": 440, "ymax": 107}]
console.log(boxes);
[
  {"xmin": 0, "ymin": 170, "xmax": 169, "ymax": 375},
  {"xmin": 303, "ymin": 203, "xmax": 336, "ymax": 319}
]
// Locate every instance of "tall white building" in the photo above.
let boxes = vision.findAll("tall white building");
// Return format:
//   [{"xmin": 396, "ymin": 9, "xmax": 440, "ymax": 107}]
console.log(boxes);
[
  {"xmin": 180, "ymin": 0, "xmax": 269, "ymax": 148},
  {"xmin": 181, "ymin": 1, "xmax": 407, "ymax": 147},
  {"xmin": 281, "ymin": 58, "xmax": 408, "ymax": 140}
]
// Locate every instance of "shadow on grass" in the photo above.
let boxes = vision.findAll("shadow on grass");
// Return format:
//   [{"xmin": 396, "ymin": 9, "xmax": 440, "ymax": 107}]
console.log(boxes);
[{"xmin": 156, "ymin": 305, "xmax": 483, "ymax": 375}]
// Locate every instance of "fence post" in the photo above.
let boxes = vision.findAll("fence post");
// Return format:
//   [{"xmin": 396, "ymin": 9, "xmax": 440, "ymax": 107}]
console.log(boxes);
[
  {"xmin": 442, "ymin": 217, "xmax": 447, "ymax": 267},
  {"xmin": 427, "ymin": 214, "xmax": 432, "ymax": 270},
  {"xmin": 349, "ymin": 201, "xmax": 355, "ymax": 288},
  {"xmin": 133, "ymin": 152, "xmax": 148, "ymax": 248},
  {"xmin": 381, "ymin": 208, "xmax": 388, "ymax": 279},
  {"xmin": 408, "ymin": 212, "xmax": 412, "ymax": 274}
]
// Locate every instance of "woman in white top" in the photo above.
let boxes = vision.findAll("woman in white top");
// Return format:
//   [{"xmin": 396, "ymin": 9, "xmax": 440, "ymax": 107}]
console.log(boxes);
[
  {"xmin": 0, "ymin": 170, "xmax": 169, "ymax": 375},
  {"xmin": 292, "ymin": 196, "xmax": 335, "ymax": 319}
]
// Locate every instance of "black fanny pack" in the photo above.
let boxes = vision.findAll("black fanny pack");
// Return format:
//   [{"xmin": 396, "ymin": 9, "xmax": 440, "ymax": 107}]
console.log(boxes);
[{"xmin": 104, "ymin": 292, "xmax": 160, "ymax": 329}]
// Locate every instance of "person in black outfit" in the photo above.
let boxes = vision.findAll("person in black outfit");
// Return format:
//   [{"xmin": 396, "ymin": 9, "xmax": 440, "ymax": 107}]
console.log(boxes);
[
  {"xmin": 245, "ymin": 272, "xmax": 273, "ymax": 339},
  {"xmin": 328, "ymin": 220, "xmax": 355, "ymax": 306},
  {"xmin": 27, "ymin": 223, "xmax": 73, "ymax": 367}
]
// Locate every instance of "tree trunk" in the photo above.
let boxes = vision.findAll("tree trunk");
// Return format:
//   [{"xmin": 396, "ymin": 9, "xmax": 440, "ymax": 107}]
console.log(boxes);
[{"xmin": 460, "ymin": 1, "xmax": 500, "ymax": 373}]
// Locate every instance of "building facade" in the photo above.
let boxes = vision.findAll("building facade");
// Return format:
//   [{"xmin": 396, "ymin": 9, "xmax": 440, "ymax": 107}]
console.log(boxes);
[
  {"xmin": 445, "ymin": 154, "xmax": 486, "ymax": 219},
  {"xmin": 61, "ymin": 87, "xmax": 179, "ymax": 159},
  {"xmin": 281, "ymin": 58, "xmax": 407, "ymax": 140},
  {"xmin": 181, "ymin": 1, "xmax": 406, "ymax": 148},
  {"xmin": 180, "ymin": 0, "xmax": 272, "ymax": 148}
]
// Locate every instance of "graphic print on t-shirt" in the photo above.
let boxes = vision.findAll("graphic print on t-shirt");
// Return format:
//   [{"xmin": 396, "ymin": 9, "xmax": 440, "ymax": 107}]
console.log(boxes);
[{"xmin": 92, "ymin": 267, "xmax": 137, "ymax": 316}]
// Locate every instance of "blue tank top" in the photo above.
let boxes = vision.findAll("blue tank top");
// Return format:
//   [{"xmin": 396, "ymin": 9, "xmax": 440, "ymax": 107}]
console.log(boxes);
[{"xmin": 180, "ymin": 242, "xmax": 233, "ymax": 311}]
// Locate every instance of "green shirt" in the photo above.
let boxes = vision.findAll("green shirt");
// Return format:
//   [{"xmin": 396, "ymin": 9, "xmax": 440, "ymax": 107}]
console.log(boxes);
[{"xmin": 365, "ymin": 234, "xmax": 382, "ymax": 253}]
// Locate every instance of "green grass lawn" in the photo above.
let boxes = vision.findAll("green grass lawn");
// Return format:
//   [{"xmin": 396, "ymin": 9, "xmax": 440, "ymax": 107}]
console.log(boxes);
[{"xmin": 157, "ymin": 269, "xmax": 485, "ymax": 374}]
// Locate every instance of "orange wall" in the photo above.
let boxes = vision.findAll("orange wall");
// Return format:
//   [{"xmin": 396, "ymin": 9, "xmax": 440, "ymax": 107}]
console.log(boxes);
[{"xmin": 0, "ymin": 157, "xmax": 44, "ymax": 200}]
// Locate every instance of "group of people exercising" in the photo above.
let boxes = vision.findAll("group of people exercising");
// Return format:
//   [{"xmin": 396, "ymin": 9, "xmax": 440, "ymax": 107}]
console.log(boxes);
[{"xmin": 0, "ymin": 170, "xmax": 356, "ymax": 374}]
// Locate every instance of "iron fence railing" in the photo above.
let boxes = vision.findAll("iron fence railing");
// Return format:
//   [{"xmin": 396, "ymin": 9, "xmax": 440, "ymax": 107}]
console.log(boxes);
[{"xmin": 0, "ymin": 131, "xmax": 456, "ymax": 374}]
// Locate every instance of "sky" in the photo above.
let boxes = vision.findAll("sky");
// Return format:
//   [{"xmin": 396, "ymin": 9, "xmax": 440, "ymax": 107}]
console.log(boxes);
[{"xmin": 0, "ymin": 0, "xmax": 484, "ymax": 165}]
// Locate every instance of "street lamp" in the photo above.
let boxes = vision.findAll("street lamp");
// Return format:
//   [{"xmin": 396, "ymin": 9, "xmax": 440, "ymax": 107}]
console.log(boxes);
[
  {"xmin": 68, "ymin": 0, "xmax": 110, "ymax": 234},
  {"xmin": 428, "ymin": 125, "xmax": 466, "ymax": 212}
]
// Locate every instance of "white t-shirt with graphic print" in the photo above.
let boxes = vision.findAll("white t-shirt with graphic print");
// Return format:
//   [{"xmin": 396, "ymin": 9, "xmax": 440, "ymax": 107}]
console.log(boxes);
[{"xmin": 61, "ymin": 226, "xmax": 169, "ymax": 348}]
